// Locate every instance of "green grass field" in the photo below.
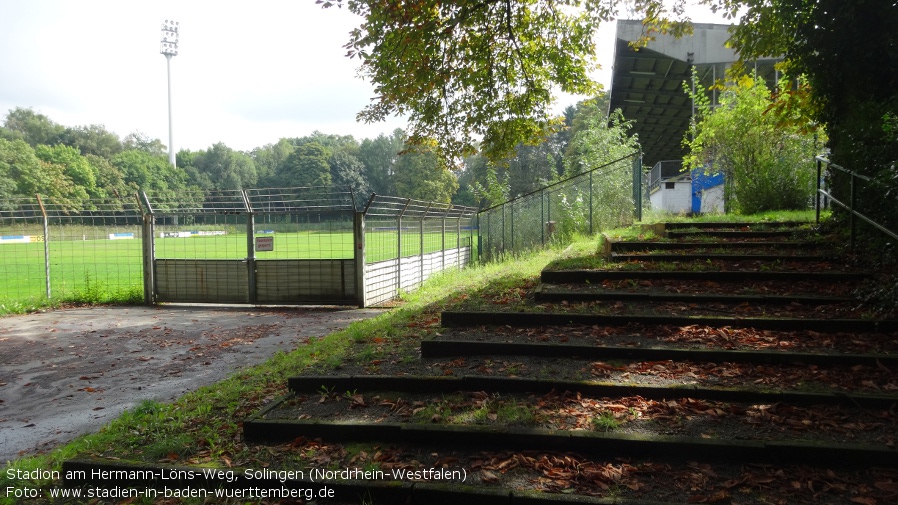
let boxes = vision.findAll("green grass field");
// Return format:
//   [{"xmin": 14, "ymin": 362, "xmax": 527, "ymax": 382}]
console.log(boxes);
[{"xmin": 0, "ymin": 229, "xmax": 475, "ymax": 312}]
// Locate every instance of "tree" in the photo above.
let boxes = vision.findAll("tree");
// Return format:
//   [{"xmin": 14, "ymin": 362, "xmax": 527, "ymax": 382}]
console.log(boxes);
[
  {"xmin": 393, "ymin": 141, "xmax": 459, "ymax": 203},
  {"xmin": 329, "ymin": 149, "xmax": 370, "ymax": 195},
  {"xmin": 123, "ymin": 132, "xmax": 168, "ymax": 158},
  {"xmin": 358, "ymin": 129, "xmax": 405, "ymax": 195},
  {"xmin": 2, "ymin": 107, "xmax": 65, "ymax": 147},
  {"xmin": 86, "ymin": 154, "xmax": 136, "ymax": 205},
  {"xmin": 190, "ymin": 143, "xmax": 258, "ymax": 190},
  {"xmin": 0, "ymin": 139, "xmax": 28, "ymax": 200},
  {"xmin": 469, "ymin": 163, "xmax": 510, "ymax": 208},
  {"xmin": 564, "ymin": 108, "xmax": 639, "ymax": 178},
  {"xmin": 61, "ymin": 124, "xmax": 123, "ymax": 158},
  {"xmin": 111, "ymin": 149, "xmax": 191, "ymax": 203},
  {"xmin": 683, "ymin": 72, "xmax": 820, "ymax": 214},
  {"xmin": 34, "ymin": 144, "xmax": 100, "ymax": 202},
  {"xmin": 456, "ymin": 151, "xmax": 495, "ymax": 207},
  {"xmin": 325, "ymin": 0, "xmax": 897, "ymax": 226},
  {"xmin": 320, "ymin": 0, "xmax": 689, "ymax": 162},
  {"xmin": 0, "ymin": 138, "xmax": 80, "ymax": 207},
  {"xmin": 719, "ymin": 0, "xmax": 898, "ymax": 228},
  {"xmin": 281, "ymin": 142, "xmax": 332, "ymax": 187},
  {"xmin": 251, "ymin": 139, "xmax": 295, "ymax": 187}
]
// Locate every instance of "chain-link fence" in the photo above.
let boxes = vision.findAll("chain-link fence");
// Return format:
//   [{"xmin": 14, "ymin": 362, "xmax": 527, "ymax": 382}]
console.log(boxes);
[
  {"xmin": 1, "ymin": 187, "xmax": 475, "ymax": 308},
  {"xmin": 478, "ymin": 151, "xmax": 642, "ymax": 261},
  {"xmin": 361, "ymin": 195, "xmax": 477, "ymax": 306},
  {"xmin": 0, "ymin": 196, "xmax": 144, "ymax": 305},
  {"xmin": 140, "ymin": 186, "xmax": 359, "ymax": 304}
]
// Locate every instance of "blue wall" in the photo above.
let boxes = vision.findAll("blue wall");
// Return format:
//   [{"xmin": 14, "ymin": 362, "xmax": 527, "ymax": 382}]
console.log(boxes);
[{"xmin": 691, "ymin": 167, "xmax": 725, "ymax": 213}]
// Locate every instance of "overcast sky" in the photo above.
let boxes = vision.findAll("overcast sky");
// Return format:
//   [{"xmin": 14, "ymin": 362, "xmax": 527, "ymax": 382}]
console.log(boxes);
[{"xmin": 0, "ymin": 1, "xmax": 729, "ymax": 154}]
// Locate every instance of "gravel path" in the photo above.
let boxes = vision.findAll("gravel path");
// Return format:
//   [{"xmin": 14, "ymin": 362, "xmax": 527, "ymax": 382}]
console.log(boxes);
[{"xmin": 0, "ymin": 304, "xmax": 381, "ymax": 463}]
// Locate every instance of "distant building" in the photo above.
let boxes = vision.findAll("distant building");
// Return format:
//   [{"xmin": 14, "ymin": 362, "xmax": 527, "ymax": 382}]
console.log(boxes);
[{"xmin": 609, "ymin": 20, "xmax": 780, "ymax": 214}]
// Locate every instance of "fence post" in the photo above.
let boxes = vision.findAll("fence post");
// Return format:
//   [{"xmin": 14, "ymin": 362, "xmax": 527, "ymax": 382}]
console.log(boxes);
[
  {"xmin": 35, "ymin": 194, "xmax": 51, "ymax": 299},
  {"xmin": 396, "ymin": 215, "xmax": 402, "ymax": 295},
  {"xmin": 501, "ymin": 203, "xmax": 506, "ymax": 255},
  {"xmin": 354, "ymin": 211, "xmax": 367, "ymax": 307},
  {"xmin": 457, "ymin": 216, "xmax": 462, "ymax": 268},
  {"xmin": 419, "ymin": 216, "xmax": 425, "ymax": 287},
  {"xmin": 468, "ymin": 214, "xmax": 474, "ymax": 265},
  {"xmin": 441, "ymin": 216, "xmax": 446, "ymax": 272},
  {"xmin": 486, "ymin": 213, "xmax": 491, "ymax": 261},
  {"xmin": 510, "ymin": 200, "xmax": 515, "ymax": 252},
  {"xmin": 243, "ymin": 191, "xmax": 257, "ymax": 304},
  {"xmin": 397, "ymin": 198, "xmax": 411, "ymax": 297},
  {"xmin": 139, "ymin": 191, "xmax": 156, "ymax": 305},
  {"xmin": 589, "ymin": 171, "xmax": 594, "ymax": 235},
  {"xmin": 541, "ymin": 191, "xmax": 545, "ymax": 245}
]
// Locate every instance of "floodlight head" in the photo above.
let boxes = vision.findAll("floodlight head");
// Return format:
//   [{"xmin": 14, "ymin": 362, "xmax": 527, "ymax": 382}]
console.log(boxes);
[{"xmin": 160, "ymin": 19, "xmax": 180, "ymax": 57}]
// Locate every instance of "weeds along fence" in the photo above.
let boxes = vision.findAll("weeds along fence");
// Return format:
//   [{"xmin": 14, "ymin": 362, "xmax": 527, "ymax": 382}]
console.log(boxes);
[
  {"xmin": 0, "ymin": 196, "xmax": 145, "ymax": 306},
  {"xmin": 361, "ymin": 195, "xmax": 477, "ymax": 306},
  {"xmin": 478, "ymin": 151, "xmax": 643, "ymax": 261},
  {"xmin": 0, "ymin": 187, "xmax": 475, "ymax": 308}
]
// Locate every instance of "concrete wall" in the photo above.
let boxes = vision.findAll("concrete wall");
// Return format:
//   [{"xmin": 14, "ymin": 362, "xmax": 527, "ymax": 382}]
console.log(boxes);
[
  {"xmin": 364, "ymin": 247, "xmax": 472, "ymax": 306},
  {"xmin": 615, "ymin": 20, "xmax": 738, "ymax": 64},
  {"xmin": 700, "ymin": 184, "xmax": 725, "ymax": 214},
  {"xmin": 649, "ymin": 181, "xmax": 693, "ymax": 214}
]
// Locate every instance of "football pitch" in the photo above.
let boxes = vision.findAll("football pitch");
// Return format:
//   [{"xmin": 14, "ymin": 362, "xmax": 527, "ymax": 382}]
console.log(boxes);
[{"xmin": 0, "ymin": 230, "xmax": 470, "ymax": 304}]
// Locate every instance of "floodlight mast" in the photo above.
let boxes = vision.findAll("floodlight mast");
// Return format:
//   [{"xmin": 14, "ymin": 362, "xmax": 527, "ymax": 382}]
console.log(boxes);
[{"xmin": 160, "ymin": 20, "xmax": 179, "ymax": 168}]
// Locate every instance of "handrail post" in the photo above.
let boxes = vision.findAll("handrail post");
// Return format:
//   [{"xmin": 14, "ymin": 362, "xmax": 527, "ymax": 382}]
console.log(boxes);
[
  {"xmin": 815, "ymin": 157, "xmax": 822, "ymax": 224},
  {"xmin": 850, "ymin": 174, "xmax": 856, "ymax": 250}
]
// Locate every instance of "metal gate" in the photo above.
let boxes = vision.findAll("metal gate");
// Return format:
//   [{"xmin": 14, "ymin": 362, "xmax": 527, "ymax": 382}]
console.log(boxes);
[{"xmin": 141, "ymin": 187, "xmax": 361, "ymax": 305}]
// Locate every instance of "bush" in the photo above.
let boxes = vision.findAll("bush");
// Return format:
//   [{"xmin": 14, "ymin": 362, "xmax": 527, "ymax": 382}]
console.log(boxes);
[{"xmin": 684, "ymin": 72, "xmax": 822, "ymax": 214}]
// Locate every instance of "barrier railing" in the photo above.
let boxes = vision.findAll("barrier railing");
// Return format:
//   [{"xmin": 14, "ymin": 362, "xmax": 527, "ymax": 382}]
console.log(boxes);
[{"xmin": 815, "ymin": 155, "xmax": 898, "ymax": 248}]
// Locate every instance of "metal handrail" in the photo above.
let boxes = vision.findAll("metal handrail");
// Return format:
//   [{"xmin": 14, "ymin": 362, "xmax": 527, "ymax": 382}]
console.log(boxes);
[{"xmin": 815, "ymin": 155, "xmax": 898, "ymax": 248}]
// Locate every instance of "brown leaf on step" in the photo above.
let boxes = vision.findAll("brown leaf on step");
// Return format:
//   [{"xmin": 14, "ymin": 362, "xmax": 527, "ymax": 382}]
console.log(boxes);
[
  {"xmin": 481, "ymin": 470, "xmax": 499, "ymax": 482},
  {"xmin": 349, "ymin": 394, "xmax": 367, "ymax": 408},
  {"xmin": 708, "ymin": 490, "xmax": 729, "ymax": 502},
  {"xmin": 874, "ymin": 481, "xmax": 898, "ymax": 492},
  {"xmin": 689, "ymin": 491, "xmax": 730, "ymax": 503}
]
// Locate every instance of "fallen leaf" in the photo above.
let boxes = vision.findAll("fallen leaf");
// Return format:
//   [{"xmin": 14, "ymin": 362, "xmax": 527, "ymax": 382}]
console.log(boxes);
[{"xmin": 874, "ymin": 481, "xmax": 898, "ymax": 492}]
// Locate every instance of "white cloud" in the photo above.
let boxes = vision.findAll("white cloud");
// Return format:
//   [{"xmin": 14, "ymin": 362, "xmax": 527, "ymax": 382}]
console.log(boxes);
[{"xmin": 0, "ymin": 0, "xmax": 406, "ymax": 152}]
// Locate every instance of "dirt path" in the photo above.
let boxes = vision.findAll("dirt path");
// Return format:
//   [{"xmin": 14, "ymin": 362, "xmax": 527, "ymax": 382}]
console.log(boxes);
[{"xmin": 0, "ymin": 304, "xmax": 382, "ymax": 464}]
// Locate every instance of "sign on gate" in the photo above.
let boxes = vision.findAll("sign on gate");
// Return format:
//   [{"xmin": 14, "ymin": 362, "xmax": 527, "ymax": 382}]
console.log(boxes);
[{"xmin": 255, "ymin": 236, "xmax": 274, "ymax": 251}]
